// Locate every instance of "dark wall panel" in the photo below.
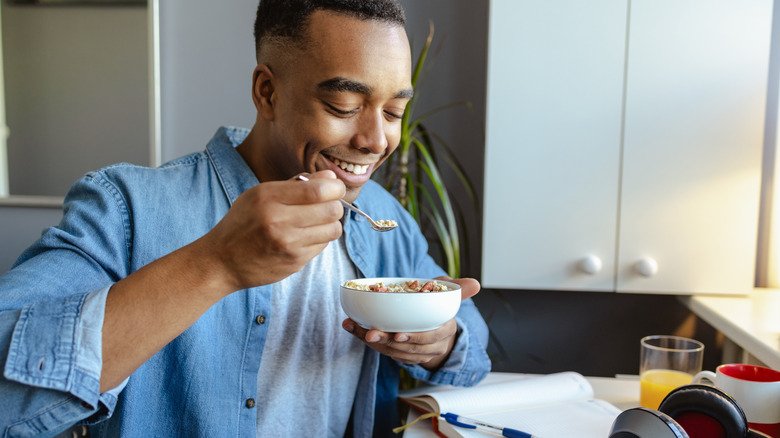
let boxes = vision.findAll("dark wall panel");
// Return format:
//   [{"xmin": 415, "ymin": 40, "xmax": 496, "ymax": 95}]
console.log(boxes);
[{"xmin": 474, "ymin": 289, "xmax": 723, "ymax": 376}]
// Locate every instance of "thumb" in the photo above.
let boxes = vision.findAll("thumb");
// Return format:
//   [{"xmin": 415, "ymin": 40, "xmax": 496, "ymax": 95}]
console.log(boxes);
[
  {"xmin": 437, "ymin": 276, "xmax": 480, "ymax": 300},
  {"xmin": 296, "ymin": 170, "xmax": 337, "ymax": 180}
]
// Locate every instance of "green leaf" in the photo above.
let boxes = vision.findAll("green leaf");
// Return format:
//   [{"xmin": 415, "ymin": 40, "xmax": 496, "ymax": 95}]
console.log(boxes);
[
  {"xmin": 404, "ymin": 172, "xmax": 420, "ymax": 221},
  {"xmin": 409, "ymin": 101, "xmax": 471, "ymax": 133},
  {"xmin": 416, "ymin": 182, "xmax": 455, "ymax": 274},
  {"xmin": 427, "ymin": 131, "xmax": 479, "ymax": 207},
  {"xmin": 419, "ymin": 200, "xmax": 457, "ymax": 278},
  {"xmin": 416, "ymin": 154, "xmax": 461, "ymax": 277},
  {"xmin": 401, "ymin": 24, "xmax": 433, "ymax": 130},
  {"xmin": 413, "ymin": 138, "xmax": 459, "ymax": 247},
  {"xmin": 411, "ymin": 22, "xmax": 434, "ymax": 89}
]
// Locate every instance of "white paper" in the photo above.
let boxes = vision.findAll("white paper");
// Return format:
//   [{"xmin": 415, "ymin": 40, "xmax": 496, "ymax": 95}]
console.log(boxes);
[{"xmin": 401, "ymin": 372, "xmax": 620, "ymax": 438}]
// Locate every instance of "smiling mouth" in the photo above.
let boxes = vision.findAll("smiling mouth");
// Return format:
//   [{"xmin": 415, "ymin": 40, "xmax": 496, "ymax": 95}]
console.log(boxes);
[{"xmin": 324, "ymin": 155, "xmax": 371, "ymax": 175}]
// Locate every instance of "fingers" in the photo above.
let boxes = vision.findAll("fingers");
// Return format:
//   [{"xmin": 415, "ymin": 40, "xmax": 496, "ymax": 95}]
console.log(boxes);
[
  {"xmin": 437, "ymin": 276, "xmax": 481, "ymax": 300},
  {"xmin": 285, "ymin": 220, "xmax": 344, "ymax": 246},
  {"xmin": 342, "ymin": 318, "xmax": 458, "ymax": 364},
  {"xmin": 304, "ymin": 170, "xmax": 338, "ymax": 180},
  {"xmin": 241, "ymin": 175, "xmax": 344, "ymax": 228},
  {"xmin": 282, "ymin": 171, "xmax": 345, "ymax": 205},
  {"xmin": 294, "ymin": 178, "xmax": 346, "ymax": 204},
  {"xmin": 281, "ymin": 201, "xmax": 344, "ymax": 229}
]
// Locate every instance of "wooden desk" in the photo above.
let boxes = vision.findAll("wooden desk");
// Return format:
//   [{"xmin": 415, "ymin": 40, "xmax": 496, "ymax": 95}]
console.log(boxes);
[
  {"xmin": 680, "ymin": 291, "xmax": 780, "ymax": 369},
  {"xmin": 401, "ymin": 373, "xmax": 640, "ymax": 437}
]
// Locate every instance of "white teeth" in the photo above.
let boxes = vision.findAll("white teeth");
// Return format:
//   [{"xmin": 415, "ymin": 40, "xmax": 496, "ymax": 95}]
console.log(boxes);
[
  {"xmin": 328, "ymin": 156, "xmax": 369, "ymax": 175},
  {"xmin": 351, "ymin": 164, "xmax": 365, "ymax": 175}
]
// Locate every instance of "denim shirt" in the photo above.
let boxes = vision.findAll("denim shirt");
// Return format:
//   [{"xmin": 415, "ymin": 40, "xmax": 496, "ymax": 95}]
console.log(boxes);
[{"xmin": 0, "ymin": 127, "xmax": 491, "ymax": 437}]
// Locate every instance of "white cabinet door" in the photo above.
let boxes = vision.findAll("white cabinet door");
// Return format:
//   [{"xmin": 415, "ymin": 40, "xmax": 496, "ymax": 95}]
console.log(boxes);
[
  {"xmin": 617, "ymin": 0, "xmax": 772, "ymax": 294},
  {"xmin": 481, "ymin": 0, "xmax": 628, "ymax": 291}
]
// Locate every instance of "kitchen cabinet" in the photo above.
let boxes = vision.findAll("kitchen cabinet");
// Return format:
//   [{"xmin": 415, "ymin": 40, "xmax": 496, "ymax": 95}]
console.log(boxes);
[{"xmin": 481, "ymin": 0, "xmax": 772, "ymax": 294}]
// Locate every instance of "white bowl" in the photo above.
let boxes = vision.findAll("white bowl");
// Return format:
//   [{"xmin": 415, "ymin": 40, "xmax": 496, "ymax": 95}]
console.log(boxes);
[{"xmin": 340, "ymin": 277, "xmax": 461, "ymax": 332}]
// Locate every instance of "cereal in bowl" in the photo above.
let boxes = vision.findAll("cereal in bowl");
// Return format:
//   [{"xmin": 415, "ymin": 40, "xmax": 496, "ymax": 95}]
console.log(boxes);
[{"xmin": 344, "ymin": 279, "xmax": 450, "ymax": 293}]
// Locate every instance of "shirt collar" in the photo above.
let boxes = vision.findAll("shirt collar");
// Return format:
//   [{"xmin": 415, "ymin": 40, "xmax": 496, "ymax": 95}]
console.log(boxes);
[
  {"xmin": 205, "ymin": 126, "xmax": 258, "ymax": 205},
  {"xmin": 205, "ymin": 126, "xmax": 374, "ymax": 217}
]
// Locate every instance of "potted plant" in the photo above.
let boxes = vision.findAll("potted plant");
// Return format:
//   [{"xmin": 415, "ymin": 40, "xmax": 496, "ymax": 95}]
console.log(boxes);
[{"xmin": 377, "ymin": 23, "xmax": 478, "ymax": 278}]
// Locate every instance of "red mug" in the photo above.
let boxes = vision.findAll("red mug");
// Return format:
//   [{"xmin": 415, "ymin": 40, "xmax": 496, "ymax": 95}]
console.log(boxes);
[{"xmin": 693, "ymin": 364, "xmax": 780, "ymax": 437}]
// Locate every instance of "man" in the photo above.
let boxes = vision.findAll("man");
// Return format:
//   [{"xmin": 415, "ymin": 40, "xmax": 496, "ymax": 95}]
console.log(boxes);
[{"xmin": 0, "ymin": 0, "xmax": 490, "ymax": 436}]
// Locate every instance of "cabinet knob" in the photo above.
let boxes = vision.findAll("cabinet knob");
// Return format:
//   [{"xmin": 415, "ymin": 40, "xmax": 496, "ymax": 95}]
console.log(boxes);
[
  {"xmin": 579, "ymin": 255, "xmax": 603, "ymax": 275},
  {"xmin": 635, "ymin": 257, "xmax": 658, "ymax": 277}
]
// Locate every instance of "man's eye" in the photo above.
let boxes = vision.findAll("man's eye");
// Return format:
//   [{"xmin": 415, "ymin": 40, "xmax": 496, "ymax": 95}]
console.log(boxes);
[
  {"xmin": 325, "ymin": 102, "xmax": 358, "ymax": 117},
  {"xmin": 384, "ymin": 110, "xmax": 404, "ymax": 120}
]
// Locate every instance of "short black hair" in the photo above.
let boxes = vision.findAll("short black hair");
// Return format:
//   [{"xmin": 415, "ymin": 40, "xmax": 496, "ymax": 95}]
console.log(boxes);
[{"xmin": 254, "ymin": 0, "xmax": 406, "ymax": 61}]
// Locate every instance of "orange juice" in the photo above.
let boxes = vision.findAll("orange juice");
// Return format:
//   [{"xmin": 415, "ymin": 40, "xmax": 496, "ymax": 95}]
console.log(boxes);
[{"xmin": 640, "ymin": 369, "xmax": 693, "ymax": 409}]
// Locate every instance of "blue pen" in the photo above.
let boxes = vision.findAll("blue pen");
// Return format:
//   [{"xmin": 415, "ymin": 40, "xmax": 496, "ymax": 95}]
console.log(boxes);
[{"xmin": 441, "ymin": 412, "xmax": 535, "ymax": 438}]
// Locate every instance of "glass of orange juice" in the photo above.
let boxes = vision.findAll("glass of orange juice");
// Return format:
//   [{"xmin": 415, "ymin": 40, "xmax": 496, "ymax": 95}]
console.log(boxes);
[{"xmin": 639, "ymin": 335, "xmax": 704, "ymax": 409}]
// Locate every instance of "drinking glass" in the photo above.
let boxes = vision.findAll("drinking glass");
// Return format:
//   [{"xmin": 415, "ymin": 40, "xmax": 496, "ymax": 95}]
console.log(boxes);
[{"xmin": 639, "ymin": 335, "xmax": 704, "ymax": 409}]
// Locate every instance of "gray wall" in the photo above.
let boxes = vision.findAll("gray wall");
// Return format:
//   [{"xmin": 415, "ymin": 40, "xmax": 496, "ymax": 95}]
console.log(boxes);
[
  {"xmin": 2, "ymin": 3, "xmax": 149, "ymax": 197},
  {"xmin": 0, "ymin": 206, "xmax": 61, "ymax": 273},
  {"xmin": 158, "ymin": 0, "xmax": 256, "ymax": 161},
  {"xmin": 0, "ymin": 3, "xmax": 148, "ymax": 274}
]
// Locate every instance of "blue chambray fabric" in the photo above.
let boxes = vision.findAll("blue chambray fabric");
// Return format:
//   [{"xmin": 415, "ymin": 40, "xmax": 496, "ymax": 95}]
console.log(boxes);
[{"xmin": 0, "ymin": 127, "xmax": 491, "ymax": 437}]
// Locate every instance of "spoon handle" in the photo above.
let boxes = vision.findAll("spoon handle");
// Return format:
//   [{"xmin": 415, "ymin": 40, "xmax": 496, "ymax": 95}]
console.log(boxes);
[{"xmin": 340, "ymin": 199, "xmax": 374, "ymax": 224}]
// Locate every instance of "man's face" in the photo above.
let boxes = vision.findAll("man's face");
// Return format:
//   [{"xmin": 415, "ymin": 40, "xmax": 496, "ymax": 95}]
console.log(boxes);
[{"xmin": 260, "ymin": 11, "xmax": 412, "ymax": 202}]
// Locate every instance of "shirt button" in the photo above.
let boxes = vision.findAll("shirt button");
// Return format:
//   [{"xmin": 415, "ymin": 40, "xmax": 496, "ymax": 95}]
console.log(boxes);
[
  {"xmin": 255, "ymin": 315, "xmax": 266, "ymax": 325},
  {"xmin": 245, "ymin": 398, "xmax": 256, "ymax": 409}
]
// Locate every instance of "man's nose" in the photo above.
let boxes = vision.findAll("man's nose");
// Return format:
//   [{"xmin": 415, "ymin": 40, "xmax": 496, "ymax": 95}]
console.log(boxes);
[{"xmin": 352, "ymin": 110, "xmax": 389, "ymax": 153}]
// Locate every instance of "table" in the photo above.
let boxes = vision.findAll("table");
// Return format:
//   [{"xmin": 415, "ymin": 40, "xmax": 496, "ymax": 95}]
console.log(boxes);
[
  {"xmin": 401, "ymin": 373, "xmax": 640, "ymax": 437},
  {"xmin": 680, "ymin": 290, "xmax": 780, "ymax": 369}
]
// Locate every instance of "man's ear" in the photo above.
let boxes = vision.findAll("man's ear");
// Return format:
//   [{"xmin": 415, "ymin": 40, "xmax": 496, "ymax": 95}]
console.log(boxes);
[{"xmin": 252, "ymin": 64, "xmax": 275, "ymax": 121}]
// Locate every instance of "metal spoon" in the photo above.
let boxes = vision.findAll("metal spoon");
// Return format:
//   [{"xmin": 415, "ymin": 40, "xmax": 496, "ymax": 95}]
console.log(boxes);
[{"xmin": 295, "ymin": 174, "xmax": 398, "ymax": 232}]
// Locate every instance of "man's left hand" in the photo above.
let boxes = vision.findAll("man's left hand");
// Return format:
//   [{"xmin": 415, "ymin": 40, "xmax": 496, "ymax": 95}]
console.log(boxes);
[{"xmin": 341, "ymin": 277, "xmax": 480, "ymax": 370}]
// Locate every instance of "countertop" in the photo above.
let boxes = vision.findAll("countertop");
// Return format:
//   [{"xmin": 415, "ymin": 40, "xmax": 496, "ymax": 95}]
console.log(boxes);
[{"xmin": 680, "ymin": 290, "xmax": 780, "ymax": 369}]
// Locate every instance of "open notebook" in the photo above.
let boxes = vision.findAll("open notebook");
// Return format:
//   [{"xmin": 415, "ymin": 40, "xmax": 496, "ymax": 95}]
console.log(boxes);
[{"xmin": 399, "ymin": 372, "xmax": 621, "ymax": 438}]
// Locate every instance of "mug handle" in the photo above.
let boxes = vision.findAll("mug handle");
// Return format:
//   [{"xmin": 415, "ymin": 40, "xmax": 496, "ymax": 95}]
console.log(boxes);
[{"xmin": 692, "ymin": 370, "xmax": 716, "ymax": 385}]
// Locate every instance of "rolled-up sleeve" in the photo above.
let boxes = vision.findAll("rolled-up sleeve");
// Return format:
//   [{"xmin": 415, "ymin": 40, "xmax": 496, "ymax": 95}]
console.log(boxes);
[
  {"xmin": 0, "ymin": 173, "xmax": 131, "ymax": 436},
  {"xmin": 1, "ymin": 286, "xmax": 127, "ymax": 436}
]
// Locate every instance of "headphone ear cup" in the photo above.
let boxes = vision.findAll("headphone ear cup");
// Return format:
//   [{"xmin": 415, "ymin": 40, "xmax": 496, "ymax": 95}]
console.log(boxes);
[
  {"xmin": 609, "ymin": 407, "xmax": 689, "ymax": 438},
  {"xmin": 658, "ymin": 384, "xmax": 748, "ymax": 438}
]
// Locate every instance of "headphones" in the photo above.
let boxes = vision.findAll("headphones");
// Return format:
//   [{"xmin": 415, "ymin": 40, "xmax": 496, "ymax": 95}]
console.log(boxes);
[{"xmin": 609, "ymin": 384, "xmax": 771, "ymax": 438}]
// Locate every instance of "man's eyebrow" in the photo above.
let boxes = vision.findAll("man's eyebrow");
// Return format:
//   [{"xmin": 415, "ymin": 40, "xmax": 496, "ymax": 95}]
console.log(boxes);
[
  {"xmin": 394, "ymin": 88, "xmax": 414, "ymax": 99},
  {"xmin": 317, "ymin": 77, "xmax": 414, "ymax": 99},
  {"xmin": 318, "ymin": 77, "xmax": 372, "ymax": 95}
]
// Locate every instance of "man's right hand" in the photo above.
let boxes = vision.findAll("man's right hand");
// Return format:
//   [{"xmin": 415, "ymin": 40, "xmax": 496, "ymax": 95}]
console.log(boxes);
[{"xmin": 200, "ymin": 170, "xmax": 346, "ymax": 293}]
